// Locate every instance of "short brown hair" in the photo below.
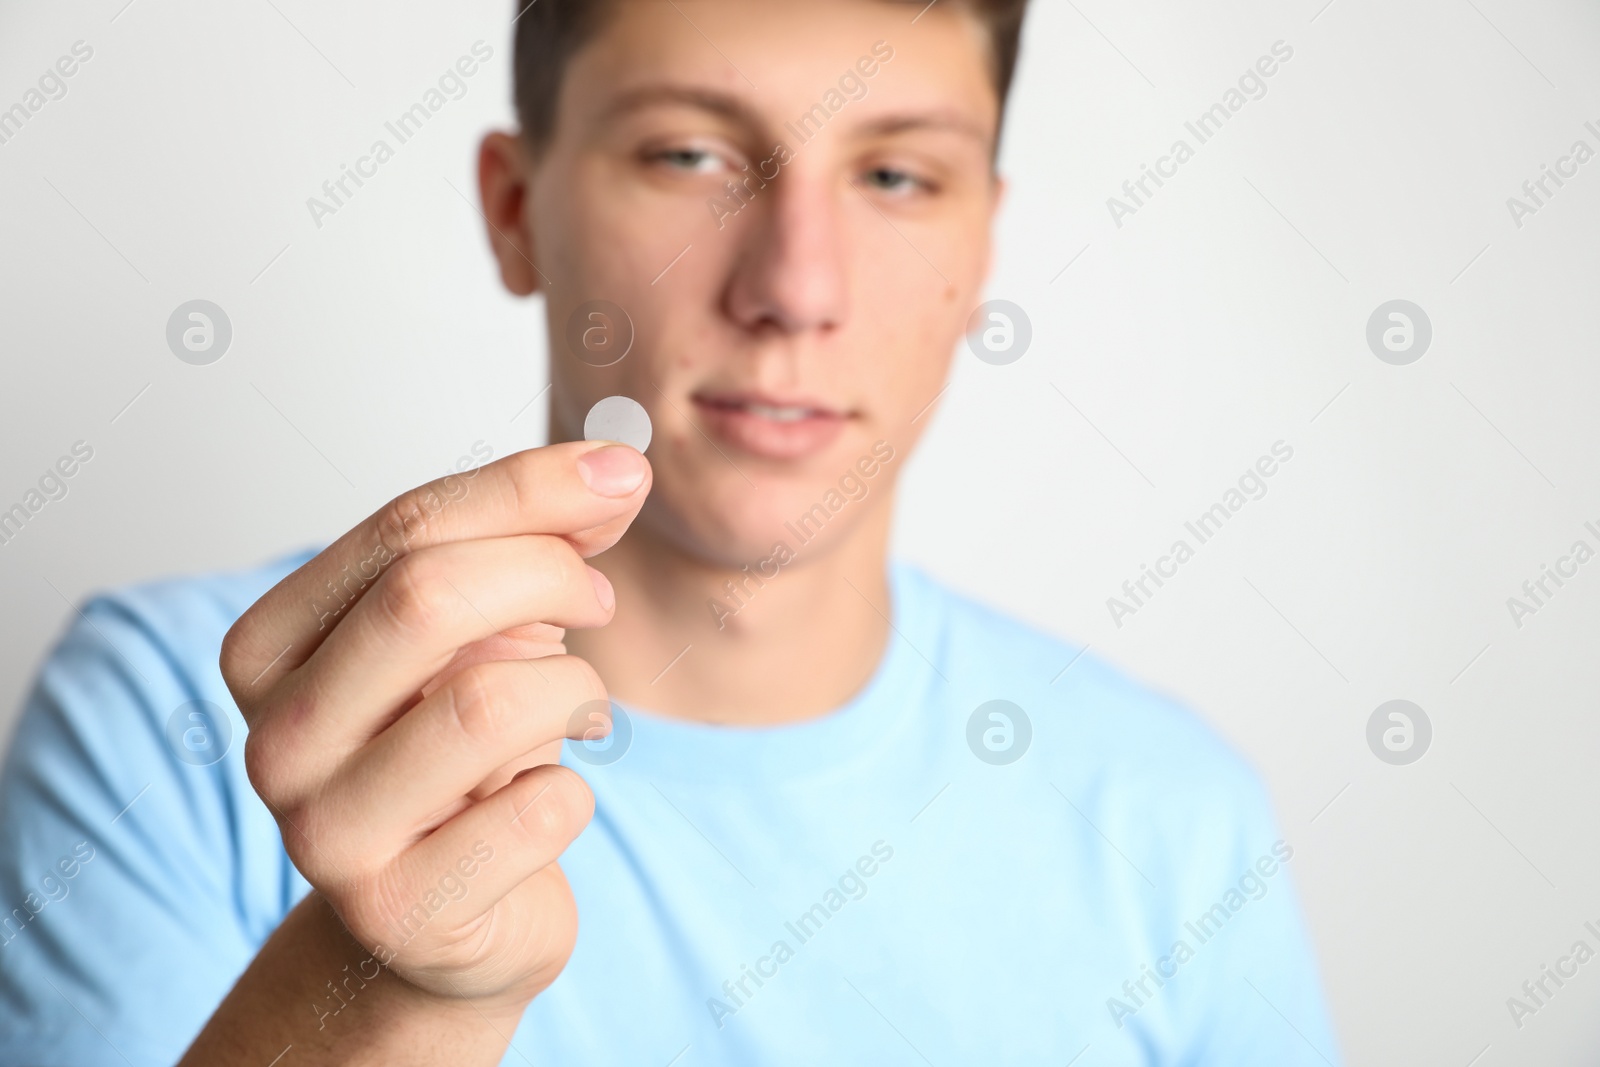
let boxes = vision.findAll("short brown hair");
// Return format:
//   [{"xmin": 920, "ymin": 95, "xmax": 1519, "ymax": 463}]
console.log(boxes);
[{"xmin": 513, "ymin": 0, "xmax": 1029, "ymax": 153}]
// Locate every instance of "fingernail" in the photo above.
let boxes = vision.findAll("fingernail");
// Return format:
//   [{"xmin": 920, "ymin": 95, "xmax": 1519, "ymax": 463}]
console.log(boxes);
[
  {"xmin": 577, "ymin": 444, "xmax": 646, "ymax": 497},
  {"xmin": 589, "ymin": 566, "xmax": 616, "ymax": 613}
]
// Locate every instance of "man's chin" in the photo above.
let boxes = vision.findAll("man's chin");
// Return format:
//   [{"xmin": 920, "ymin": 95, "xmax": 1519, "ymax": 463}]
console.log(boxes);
[{"xmin": 636, "ymin": 487, "xmax": 849, "ymax": 571}]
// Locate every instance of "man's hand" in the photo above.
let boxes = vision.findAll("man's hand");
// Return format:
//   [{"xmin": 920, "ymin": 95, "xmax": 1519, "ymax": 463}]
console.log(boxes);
[{"xmin": 212, "ymin": 441, "xmax": 649, "ymax": 1038}]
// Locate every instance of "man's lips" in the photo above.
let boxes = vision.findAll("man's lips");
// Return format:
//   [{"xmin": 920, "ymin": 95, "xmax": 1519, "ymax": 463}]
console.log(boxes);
[
  {"xmin": 690, "ymin": 392, "xmax": 852, "ymax": 460},
  {"xmin": 693, "ymin": 391, "xmax": 845, "ymax": 421}
]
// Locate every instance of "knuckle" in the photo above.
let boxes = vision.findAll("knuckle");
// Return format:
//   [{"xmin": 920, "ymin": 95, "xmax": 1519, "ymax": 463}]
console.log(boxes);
[
  {"xmin": 265, "ymin": 787, "xmax": 318, "ymax": 862},
  {"xmin": 279, "ymin": 792, "xmax": 374, "ymax": 891},
  {"xmin": 373, "ymin": 551, "xmax": 450, "ymax": 640},
  {"xmin": 242, "ymin": 726, "xmax": 284, "ymax": 801},
  {"xmin": 502, "ymin": 451, "xmax": 534, "ymax": 518},
  {"xmin": 521, "ymin": 536, "xmax": 590, "ymax": 607},
  {"xmin": 541, "ymin": 537, "xmax": 587, "ymax": 589},
  {"xmin": 443, "ymin": 662, "xmax": 514, "ymax": 749},
  {"xmin": 218, "ymin": 614, "xmax": 275, "ymax": 710},
  {"xmin": 538, "ymin": 655, "xmax": 604, "ymax": 726},
  {"xmin": 376, "ymin": 489, "xmax": 438, "ymax": 555},
  {"xmin": 218, "ymin": 619, "xmax": 247, "ymax": 690},
  {"xmin": 507, "ymin": 449, "xmax": 557, "ymax": 514},
  {"xmin": 513, "ymin": 769, "xmax": 593, "ymax": 842},
  {"xmin": 240, "ymin": 684, "xmax": 318, "ymax": 802},
  {"xmin": 281, "ymin": 800, "xmax": 328, "ymax": 861}
]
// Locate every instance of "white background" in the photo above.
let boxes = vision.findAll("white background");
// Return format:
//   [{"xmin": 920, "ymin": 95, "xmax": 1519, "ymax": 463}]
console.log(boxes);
[{"xmin": 2, "ymin": 0, "xmax": 1598, "ymax": 1062}]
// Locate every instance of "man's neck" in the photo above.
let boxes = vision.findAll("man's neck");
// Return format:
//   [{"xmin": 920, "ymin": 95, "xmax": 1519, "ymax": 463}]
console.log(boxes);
[{"xmin": 565, "ymin": 503, "xmax": 893, "ymax": 728}]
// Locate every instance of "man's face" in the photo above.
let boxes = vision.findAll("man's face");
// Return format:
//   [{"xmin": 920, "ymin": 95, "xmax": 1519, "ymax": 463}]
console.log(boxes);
[{"xmin": 512, "ymin": 0, "xmax": 1001, "ymax": 565}]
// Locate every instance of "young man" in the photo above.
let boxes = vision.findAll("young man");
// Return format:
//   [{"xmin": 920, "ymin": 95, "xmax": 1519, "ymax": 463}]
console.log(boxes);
[{"xmin": 0, "ymin": 1, "xmax": 1340, "ymax": 1063}]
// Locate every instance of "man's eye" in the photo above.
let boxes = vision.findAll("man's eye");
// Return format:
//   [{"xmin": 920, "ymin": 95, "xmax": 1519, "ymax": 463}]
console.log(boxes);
[
  {"xmin": 860, "ymin": 166, "xmax": 924, "ymax": 194},
  {"xmin": 655, "ymin": 148, "xmax": 724, "ymax": 174}
]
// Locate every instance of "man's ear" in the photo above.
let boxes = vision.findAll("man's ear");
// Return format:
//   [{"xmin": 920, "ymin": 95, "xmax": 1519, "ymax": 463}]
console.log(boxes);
[{"xmin": 477, "ymin": 131, "xmax": 543, "ymax": 296}]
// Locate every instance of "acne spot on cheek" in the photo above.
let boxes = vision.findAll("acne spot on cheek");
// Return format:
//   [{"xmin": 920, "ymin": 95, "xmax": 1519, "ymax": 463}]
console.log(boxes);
[{"xmin": 943, "ymin": 284, "xmax": 958, "ymax": 304}]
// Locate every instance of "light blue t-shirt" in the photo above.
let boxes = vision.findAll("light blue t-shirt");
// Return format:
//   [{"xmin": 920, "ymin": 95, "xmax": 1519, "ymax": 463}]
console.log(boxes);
[{"xmin": 0, "ymin": 549, "xmax": 1340, "ymax": 1065}]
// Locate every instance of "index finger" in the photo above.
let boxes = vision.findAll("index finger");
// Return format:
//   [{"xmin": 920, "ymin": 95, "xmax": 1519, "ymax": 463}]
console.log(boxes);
[{"xmin": 221, "ymin": 440, "xmax": 650, "ymax": 692}]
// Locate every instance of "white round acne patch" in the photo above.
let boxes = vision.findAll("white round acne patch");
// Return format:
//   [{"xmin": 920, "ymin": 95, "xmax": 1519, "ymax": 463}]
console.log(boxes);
[{"xmin": 583, "ymin": 395, "xmax": 652, "ymax": 453}]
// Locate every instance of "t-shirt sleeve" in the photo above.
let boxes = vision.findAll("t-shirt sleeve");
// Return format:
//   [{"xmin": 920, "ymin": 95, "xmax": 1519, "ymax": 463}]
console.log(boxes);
[
  {"xmin": 0, "ymin": 590, "xmax": 300, "ymax": 1067},
  {"xmin": 1164, "ymin": 766, "xmax": 1344, "ymax": 1067}
]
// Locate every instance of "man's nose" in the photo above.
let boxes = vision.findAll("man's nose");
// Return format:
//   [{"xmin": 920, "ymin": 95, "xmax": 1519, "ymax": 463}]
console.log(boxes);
[{"xmin": 722, "ymin": 166, "xmax": 849, "ymax": 336}]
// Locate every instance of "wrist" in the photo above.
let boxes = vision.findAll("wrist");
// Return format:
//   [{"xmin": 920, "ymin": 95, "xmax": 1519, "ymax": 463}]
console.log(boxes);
[
  {"xmin": 304, "ymin": 893, "xmax": 536, "ymax": 1034},
  {"xmin": 181, "ymin": 891, "xmax": 536, "ymax": 1067}
]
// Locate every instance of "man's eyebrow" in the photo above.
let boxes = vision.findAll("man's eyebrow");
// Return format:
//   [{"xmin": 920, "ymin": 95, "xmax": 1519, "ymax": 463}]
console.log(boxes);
[
  {"xmin": 597, "ymin": 84, "xmax": 761, "ymax": 128},
  {"xmin": 853, "ymin": 110, "xmax": 993, "ymax": 145},
  {"xmin": 597, "ymin": 84, "xmax": 992, "ymax": 146}
]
